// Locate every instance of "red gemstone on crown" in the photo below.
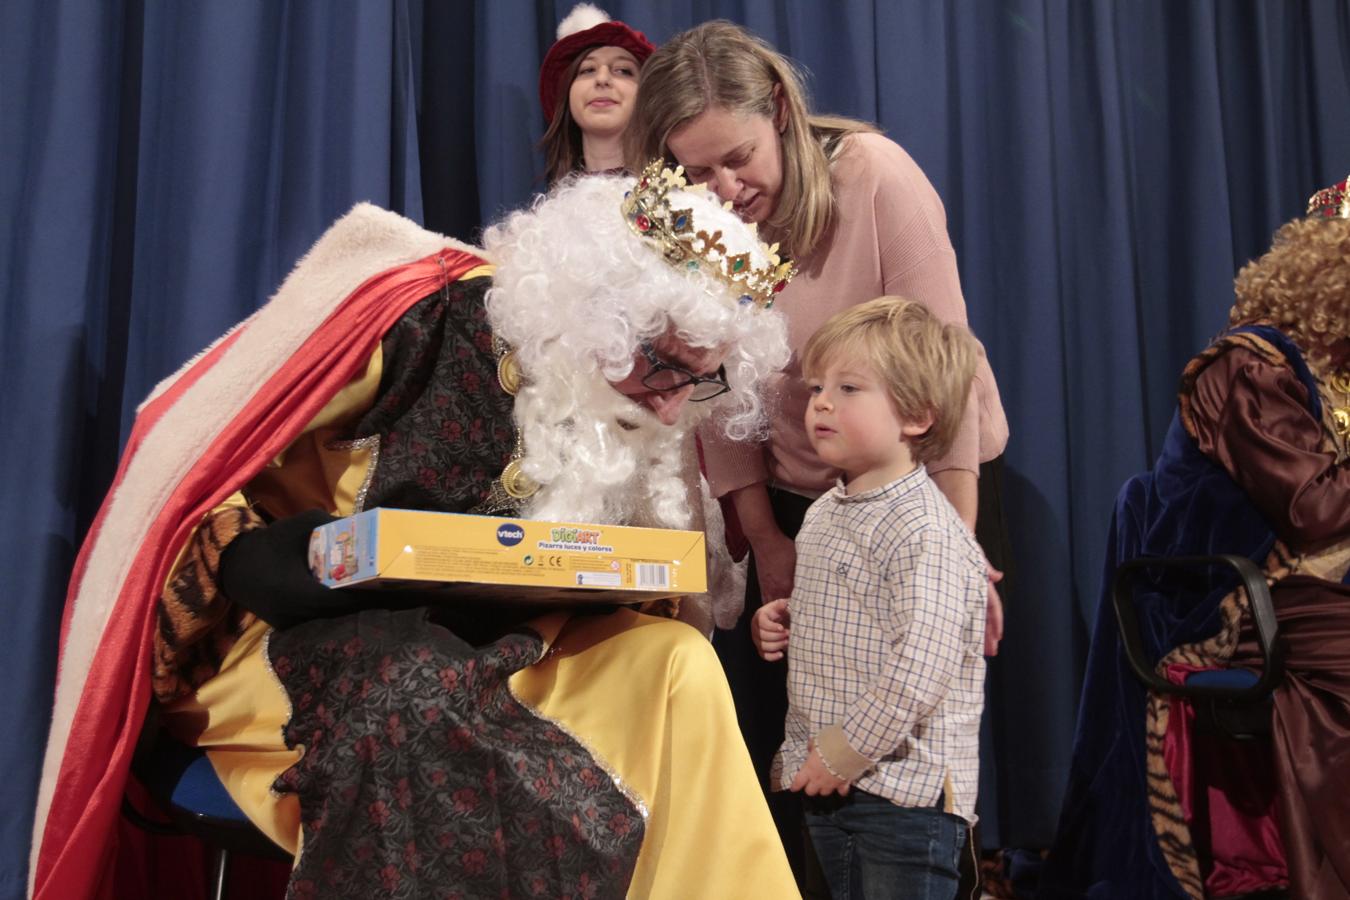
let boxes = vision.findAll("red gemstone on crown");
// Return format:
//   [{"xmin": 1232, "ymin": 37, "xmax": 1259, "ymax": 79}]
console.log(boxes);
[{"xmin": 636, "ymin": 215, "xmax": 651, "ymax": 231}]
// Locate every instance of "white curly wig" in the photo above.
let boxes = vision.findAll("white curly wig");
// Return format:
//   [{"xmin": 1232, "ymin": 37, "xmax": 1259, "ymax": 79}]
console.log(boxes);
[{"xmin": 481, "ymin": 172, "xmax": 789, "ymax": 527}]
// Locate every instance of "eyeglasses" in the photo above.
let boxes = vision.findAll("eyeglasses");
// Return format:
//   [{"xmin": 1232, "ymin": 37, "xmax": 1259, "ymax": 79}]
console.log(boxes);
[{"xmin": 638, "ymin": 343, "xmax": 731, "ymax": 402}]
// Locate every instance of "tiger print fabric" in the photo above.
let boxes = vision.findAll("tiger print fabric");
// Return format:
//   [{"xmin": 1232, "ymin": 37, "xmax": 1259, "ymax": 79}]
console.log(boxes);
[
  {"xmin": 1143, "ymin": 543, "xmax": 1297, "ymax": 898},
  {"xmin": 152, "ymin": 504, "xmax": 264, "ymax": 702}
]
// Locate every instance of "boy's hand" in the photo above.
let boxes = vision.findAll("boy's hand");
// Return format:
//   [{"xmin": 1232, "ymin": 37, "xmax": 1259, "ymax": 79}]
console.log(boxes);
[
  {"xmin": 750, "ymin": 598, "xmax": 791, "ymax": 661},
  {"xmin": 985, "ymin": 566, "xmax": 1005, "ymax": 657},
  {"xmin": 789, "ymin": 742, "xmax": 850, "ymax": 797}
]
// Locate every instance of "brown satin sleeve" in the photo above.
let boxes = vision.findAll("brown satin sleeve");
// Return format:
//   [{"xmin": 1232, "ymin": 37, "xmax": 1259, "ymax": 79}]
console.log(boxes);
[{"xmin": 1189, "ymin": 348, "xmax": 1350, "ymax": 551}]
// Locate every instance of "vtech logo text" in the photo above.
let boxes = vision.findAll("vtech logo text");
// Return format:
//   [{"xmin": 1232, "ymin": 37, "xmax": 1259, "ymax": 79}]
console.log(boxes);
[{"xmin": 496, "ymin": 523, "xmax": 525, "ymax": 546}]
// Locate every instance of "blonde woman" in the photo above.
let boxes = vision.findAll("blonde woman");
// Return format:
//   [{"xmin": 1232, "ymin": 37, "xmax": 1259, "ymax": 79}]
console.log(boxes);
[
  {"xmin": 632, "ymin": 20, "xmax": 1009, "ymax": 892},
  {"xmin": 538, "ymin": 4, "xmax": 654, "ymax": 184}
]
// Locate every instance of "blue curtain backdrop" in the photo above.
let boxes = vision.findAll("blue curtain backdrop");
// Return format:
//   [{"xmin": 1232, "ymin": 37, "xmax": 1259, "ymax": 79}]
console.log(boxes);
[{"xmin": 4, "ymin": 1, "xmax": 1348, "ymax": 894}]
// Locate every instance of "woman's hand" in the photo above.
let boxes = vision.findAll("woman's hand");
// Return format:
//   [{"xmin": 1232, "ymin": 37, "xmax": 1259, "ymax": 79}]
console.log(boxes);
[
  {"xmin": 750, "ymin": 528, "xmax": 797, "ymax": 607},
  {"xmin": 729, "ymin": 482, "xmax": 798, "ymax": 604},
  {"xmin": 985, "ymin": 567, "xmax": 1005, "ymax": 657}
]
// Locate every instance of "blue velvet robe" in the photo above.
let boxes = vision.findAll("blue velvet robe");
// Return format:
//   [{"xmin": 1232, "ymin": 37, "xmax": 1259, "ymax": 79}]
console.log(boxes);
[{"xmin": 1040, "ymin": 325, "xmax": 1322, "ymax": 899}]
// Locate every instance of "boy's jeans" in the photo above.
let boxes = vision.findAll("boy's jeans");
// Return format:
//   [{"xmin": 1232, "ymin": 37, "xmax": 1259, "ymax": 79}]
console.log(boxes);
[{"xmin": 803, "ymin": 790, "xmax": 965, "ymax": 900}]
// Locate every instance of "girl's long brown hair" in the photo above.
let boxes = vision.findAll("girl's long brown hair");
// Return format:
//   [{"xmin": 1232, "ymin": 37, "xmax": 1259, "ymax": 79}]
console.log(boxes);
[{"xmin": 540, "ymin": 53, "xmax": 588, "ymax": 185}]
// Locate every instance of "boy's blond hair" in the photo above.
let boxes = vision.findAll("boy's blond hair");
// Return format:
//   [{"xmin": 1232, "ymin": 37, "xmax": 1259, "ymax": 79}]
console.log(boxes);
[{"xmin": 801, "ymin": 297, "xmax": 978, "ymax": 464}]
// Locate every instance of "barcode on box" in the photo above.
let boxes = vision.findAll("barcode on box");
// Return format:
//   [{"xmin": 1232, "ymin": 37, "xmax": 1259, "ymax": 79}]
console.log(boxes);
[{"xmin": 637, "ymin": 563, "xmax": 670, "ymax": 589}]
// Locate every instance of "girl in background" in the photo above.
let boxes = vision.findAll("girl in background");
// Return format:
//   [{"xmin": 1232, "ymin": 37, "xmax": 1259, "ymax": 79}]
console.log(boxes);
[{"xmin": 538, "ymin": 4, "xmax": 654, "ymax": 184}]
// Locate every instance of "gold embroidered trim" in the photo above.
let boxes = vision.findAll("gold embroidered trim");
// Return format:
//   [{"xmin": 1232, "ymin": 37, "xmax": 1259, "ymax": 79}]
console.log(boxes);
[
  {"xmin": 261, "ymin": 628, "xmax": 300, "ymax": 799},
  {"xmin": 506, "ymin": 636, "xmax": 651, "ymax": 822},
  {"xmin": 326, "ymin": 435, "xmax": 382, "ymax": 512},
  {"xmin": 1317, "ymin": 370, "xmax": 1350, "ymax": 460},
  {"xmin": 260, "ymin": 627, "xmax": 309, "ymax": 865}
]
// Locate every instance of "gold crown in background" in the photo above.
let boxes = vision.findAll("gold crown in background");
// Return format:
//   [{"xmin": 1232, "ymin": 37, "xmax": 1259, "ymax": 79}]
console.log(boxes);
[
  {"xmin": 621, "ymin": 158, "xmax": 795, "ymax": 309},
  {"xmin": 1307, "ymin": 174, "xmax": 1350, "ymax": 219}
]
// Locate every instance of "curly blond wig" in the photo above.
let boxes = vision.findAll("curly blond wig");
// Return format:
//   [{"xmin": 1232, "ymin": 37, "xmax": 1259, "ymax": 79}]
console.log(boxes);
[{"xmin": 1231, "ymin": 217, "xmax": 1350, "ymax": 368}]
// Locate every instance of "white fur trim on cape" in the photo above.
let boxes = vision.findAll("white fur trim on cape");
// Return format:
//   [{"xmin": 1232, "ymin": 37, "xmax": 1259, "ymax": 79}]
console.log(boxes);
[
  {"xmin": 557, "ymin": 3, "xmax": 610, "ymax": 40},
  {"xmin": 31, "ymin": 204, "xmax": 479, "ymax": 894}
]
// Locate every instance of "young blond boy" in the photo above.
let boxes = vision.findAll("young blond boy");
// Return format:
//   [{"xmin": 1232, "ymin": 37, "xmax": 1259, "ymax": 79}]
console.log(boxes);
[{"xmin": 751, "ymin": 296, "xmax": 987, "ymax": 900}]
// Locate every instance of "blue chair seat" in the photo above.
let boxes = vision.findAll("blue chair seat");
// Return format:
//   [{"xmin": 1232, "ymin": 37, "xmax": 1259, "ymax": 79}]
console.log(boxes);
[
  {"xmin": 1184, "ymin": 668, "xmax": 1261, "ymax": 690},
  {"xmin": 128, "ymin": 729, "xmax": 291, "ymax": 861},
  {"xmin": 146, "ymin": 741, "xmax": 252, "ymax": 824},
  {"xmin": 1181, "ymin": 667, "xmax": 1273, "ymax": 739},
  {"xmin": 1113, "ymin": 554, "xmax": 1282, "ymax": 741}
]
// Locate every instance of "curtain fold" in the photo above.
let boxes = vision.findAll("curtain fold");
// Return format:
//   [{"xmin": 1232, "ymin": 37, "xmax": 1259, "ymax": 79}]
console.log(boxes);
[
  {"xmin": 2, "ymin": 3, "xmax": 133, "ymax": 897},
  {"xmin": 1, "ymin": 2, "xmax": 424, "ymax": 894},
  {"xmin": 4, "ymin": 0, "xmax": 1348, "ymax": 891}
]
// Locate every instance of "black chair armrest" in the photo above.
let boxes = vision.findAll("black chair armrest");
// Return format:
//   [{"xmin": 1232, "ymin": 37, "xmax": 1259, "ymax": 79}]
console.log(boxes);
[{"xmin": 1112, "ymin": 554, "xmax": 1284, "ymax": 701}]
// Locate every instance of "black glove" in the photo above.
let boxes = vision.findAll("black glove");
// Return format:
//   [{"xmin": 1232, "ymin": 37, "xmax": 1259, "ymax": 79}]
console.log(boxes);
[
  {"xmin": 220, "ymin": 508, "xmax": 461, "ymax": 629},
  {"xmin": 219, "ymin": 508, "xmax": 348, "ymax": 629}
]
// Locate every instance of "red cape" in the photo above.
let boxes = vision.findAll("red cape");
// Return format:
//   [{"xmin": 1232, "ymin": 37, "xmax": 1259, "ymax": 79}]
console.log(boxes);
[{"xmin": 31, "ymin": 204, "xmax": 485, "ymax": 899}]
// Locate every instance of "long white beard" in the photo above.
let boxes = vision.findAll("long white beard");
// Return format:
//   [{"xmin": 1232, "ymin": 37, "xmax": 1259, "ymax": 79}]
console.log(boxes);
[{"xmin": 515, "ymin": 373, "xmax": 698, "ymax": 529}]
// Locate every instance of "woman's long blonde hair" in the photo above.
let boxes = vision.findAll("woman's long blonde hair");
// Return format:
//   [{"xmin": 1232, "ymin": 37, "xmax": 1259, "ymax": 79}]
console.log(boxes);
[{"xmin": 629, "ymin": 21, "xmax": 875, "ymax": 259}]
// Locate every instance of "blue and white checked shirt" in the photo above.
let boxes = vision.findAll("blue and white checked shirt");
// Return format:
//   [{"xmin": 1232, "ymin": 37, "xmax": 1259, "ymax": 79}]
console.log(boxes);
[{"xmin": 771, "ymin": 465, "xmax": 987, "ymax": 823}]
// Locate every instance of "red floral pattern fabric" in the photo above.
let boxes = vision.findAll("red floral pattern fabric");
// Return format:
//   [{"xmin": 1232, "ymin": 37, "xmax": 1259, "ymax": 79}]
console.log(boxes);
[
  {"xmin": 355, "ymin": 275, "xmax": 517, "ymax": 514},
  {"xmin": 269, "ymin": 608, "xmax": 643, "ymax": 899}
]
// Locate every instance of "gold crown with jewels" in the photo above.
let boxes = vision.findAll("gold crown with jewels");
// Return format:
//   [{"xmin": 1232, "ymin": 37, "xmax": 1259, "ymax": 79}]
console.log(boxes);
[
  {"xmin": 1307, "ymin": 174, "xmax": 1350, "ymax": 219},
  {"xmin": 621, "ymin": 158, "xmax": 795, "ymax": 309}
]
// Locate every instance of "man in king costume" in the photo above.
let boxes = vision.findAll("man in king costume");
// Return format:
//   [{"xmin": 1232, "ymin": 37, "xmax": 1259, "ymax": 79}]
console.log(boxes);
[
  {"xmin": 1043, "ymin": 175, "xmax": 1350, "ymax": 899},
  {"xmin": 31, "ymin": 164, "xmax": 800, "ymax": 899}
]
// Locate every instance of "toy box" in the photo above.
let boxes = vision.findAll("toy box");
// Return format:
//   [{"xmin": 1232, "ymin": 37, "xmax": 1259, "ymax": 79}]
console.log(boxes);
[{"xmin": 309, "ymin": 507, "xmax": 707, "ymax": 603}]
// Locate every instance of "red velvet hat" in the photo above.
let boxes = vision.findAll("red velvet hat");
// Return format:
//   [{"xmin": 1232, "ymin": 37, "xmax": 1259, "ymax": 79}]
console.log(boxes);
[{"xmin": 538, "ymin": 4, "xmax": 655, "ymax": 124}]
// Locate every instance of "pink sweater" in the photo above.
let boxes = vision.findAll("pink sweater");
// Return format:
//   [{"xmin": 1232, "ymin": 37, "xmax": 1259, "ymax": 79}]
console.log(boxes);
[{"xmin": 703, "ymin": 132, "xmax": 1009, "ymax": 498}]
